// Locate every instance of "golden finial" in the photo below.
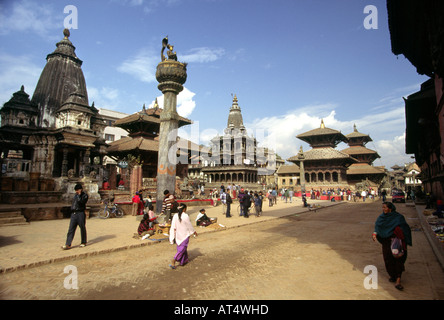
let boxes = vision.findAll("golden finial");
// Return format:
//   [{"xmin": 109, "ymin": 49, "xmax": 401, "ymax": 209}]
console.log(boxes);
[
  {"xmin": 320, "ymin": 119, "xmax": 325, "ymax": 129},
  {"xmin": 63, "ymin": 28, "xmax": 70, "ymax": 39}
]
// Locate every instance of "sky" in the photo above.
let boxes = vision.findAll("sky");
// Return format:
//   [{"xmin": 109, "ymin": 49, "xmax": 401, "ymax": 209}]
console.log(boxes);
[{"xmin": 0, "ymin": 0, "xmax": 429, "ymax": 169}]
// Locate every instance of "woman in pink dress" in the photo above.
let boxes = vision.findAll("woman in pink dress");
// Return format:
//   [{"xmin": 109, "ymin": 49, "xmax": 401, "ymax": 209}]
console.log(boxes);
[{"xmin": 169, "ymin": 204, "xmax": 197, "ymax": 269}]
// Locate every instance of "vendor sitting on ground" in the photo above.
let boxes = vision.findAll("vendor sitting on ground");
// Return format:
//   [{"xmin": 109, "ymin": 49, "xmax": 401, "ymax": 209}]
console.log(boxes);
[
  {"xmin": 195, "ymin": 209, "xmax": 213, "ymax": 227},
  {"xmin": 137, "ymin": 209, "xmax": 157, "ymax": 237}
]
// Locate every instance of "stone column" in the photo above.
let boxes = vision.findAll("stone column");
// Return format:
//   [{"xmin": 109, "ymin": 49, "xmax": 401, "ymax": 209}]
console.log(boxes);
[
  {"xmin": 61, "ymin": 147, "xmax": 69, "ymax": 177},
  {"xmin": 298, "ymin": 146, "xmax": 306, "ymax": 194},
  {"xmin": 155, "ymin": 38, "xmax": 188, "ymax": 213}
]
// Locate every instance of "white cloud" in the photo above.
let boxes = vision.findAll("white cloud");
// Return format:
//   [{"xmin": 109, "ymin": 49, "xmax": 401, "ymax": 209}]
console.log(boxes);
[
  {"xmin": 177, "ymin": 88, "xmax": 196, "ymax": 118},
  {"xmin": 245, "ymin": 106, "xmax": 337, "ymax": 161},
  {"xmin": 149, "ymin": 87, "xmax": 197, "ymax": 118},
  {"xmin": 0, "ymin": 0, "xmax": 60, "ymax": 40},
  {"xmin": 0, "ymin": 52, "xmax": 41, "ymax": 105},
  {"xmin": 88, "ymin": 86, "xmax": 122, "ymax": 110},
  {"xmin": 375, "ymin": 133, "xmax": 412, "ymax": 168},
  {"xmin": 181, "ymin": 47, "xmax": 225, "ymax": 63},
  {"xmin": 117, "ymin": 45, "xmax": 225, "ymax": 84},
  {"xmin": 115, "ymin": 0, "xmax": 182, "ymax": 14},
  {"xmin": 244, "ymin": 103, "xmax": 409, "ymax": 169},
  {"xmin": 117, "ymin": 48, "xmax": 158, "ymax": 83}
]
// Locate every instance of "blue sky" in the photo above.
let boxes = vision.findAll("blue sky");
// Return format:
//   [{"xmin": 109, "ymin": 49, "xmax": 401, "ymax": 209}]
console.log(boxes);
[{"xmin": 0, "ymin": 0, "xmax": 428, "ymax": 168}]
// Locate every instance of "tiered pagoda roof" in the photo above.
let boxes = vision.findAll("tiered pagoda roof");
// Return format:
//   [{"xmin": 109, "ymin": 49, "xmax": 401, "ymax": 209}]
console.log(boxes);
[
  {"xmin": 296, "ymin": 119, "xmax": 348, "ymax": 148},
  {"xmin": 342, "ymin": 124, "xmax": 385, "ymax": 180}
]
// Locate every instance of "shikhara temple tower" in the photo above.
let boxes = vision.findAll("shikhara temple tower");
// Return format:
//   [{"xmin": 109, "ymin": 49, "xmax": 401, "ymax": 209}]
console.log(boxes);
[
  {"xmin": 32, "ymin": 29, "xmax": 89, "ymax": 129},
  {"xmin": 201, "ymin": 95, "xmax": 262, "ymax": 188},
  {"xmin": 0, "ymin": 29, "xmax": 106, "ymax": 204}
]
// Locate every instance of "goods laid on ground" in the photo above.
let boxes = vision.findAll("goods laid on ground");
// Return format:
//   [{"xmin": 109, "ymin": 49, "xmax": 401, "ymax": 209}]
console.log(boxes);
[
  {"xmin": 428, "ymin": 218, "xmax": 444, "ymax": 243},
  {"xmin": 205, "ymin": 223, "xmax": 226, "ymax": 231},
  {"xmin": 154, "ymin": 223, "xmax": 171, "ymax": 234}
]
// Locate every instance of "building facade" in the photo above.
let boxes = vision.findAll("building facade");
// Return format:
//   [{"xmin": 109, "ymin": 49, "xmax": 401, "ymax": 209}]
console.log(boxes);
[{"xmin": 387, "ymin": 0, "xmax": 444, "ymax": 200}]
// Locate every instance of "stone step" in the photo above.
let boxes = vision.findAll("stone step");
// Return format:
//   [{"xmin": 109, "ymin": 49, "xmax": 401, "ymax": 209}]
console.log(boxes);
[
  {"xmin": 0, "ymin": 209, "xmax": 27, "ymax": 226},
  {"xmin": 0, "ymin": 208, "xmax": 21, "ymax": 217}
]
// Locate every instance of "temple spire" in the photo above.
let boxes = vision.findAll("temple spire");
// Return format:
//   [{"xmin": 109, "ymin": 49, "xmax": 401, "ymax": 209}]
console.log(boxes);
[{"xmin": 226, "ymin": 94, "xmax": 244, "ymax": 130}]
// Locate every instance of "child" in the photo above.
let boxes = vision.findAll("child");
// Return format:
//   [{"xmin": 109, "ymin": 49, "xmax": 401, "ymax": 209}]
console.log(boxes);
[{"xmin": 147, "ymin": 205, "xmax": 156, "ymax": 228}]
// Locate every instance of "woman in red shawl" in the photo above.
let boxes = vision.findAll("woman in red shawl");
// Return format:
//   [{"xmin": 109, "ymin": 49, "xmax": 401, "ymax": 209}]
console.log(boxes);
[{"xmin": 372, "ymin": 202, "xmax": 412, "ymax": 290}]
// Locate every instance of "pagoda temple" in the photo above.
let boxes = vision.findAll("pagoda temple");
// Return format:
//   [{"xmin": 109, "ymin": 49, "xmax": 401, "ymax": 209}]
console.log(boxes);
[
  {"xmin": 341, "ymin": 124, "xmax": 385, "ymax": 187},
  {"xmin": 287, "ymin": 120, "xmax": 358, "ymax": 190},
  {"xmin": 107, "ymin": 101, "xmax": 192, "ymax": 180}
]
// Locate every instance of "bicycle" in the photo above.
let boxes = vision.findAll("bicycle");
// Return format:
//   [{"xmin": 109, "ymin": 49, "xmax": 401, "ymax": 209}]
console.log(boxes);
[
  {"xmin": 99, "ymin": 200, "xmax": 124, "ymax": 219},
  {"xmin": 236, "ymin": 204, "xmax": 253, "ymax": 216}
]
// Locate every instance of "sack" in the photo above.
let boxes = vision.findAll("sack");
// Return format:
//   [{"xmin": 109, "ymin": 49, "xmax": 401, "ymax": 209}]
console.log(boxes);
[
  {"xmin": 390, "ymin": 237, "xmax": 405, "ymax": 258},
  {"xmin": 170, "ymin": 200, "xmax": 179, "ymax": 214}
]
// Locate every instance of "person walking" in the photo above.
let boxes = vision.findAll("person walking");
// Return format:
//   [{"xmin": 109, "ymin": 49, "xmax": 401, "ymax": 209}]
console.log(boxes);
[
  {"xmin": 238, "ymin": 189, "xmax": 246, "ymax": 216},
  {"xmin": 169, "ymin": 204, "xmax": 197, "ymax": 269},
  {"xmin": 288, "ymin": 189, "xmax": 294, "ymax": 203},
  {"xmin": 372, "ymin": 202, "xmax": 412, "ymax": 290},
  {"xmin": 253, "ymin": 193, "xmax": 262, "ymax": 217},
  {"xmin": 240, "ymin": 190, "xmax": 251, "ymax": 218},
  {"xmin": 220, "ymin": 191, "xmax": 227, "ymax": 215},
  {"xmin": 62, "ymin": 183, "xmax": 88, "ymax": 250},
  {"xmin": 161, "ymin": 189, "xmax": 175, "ymax": 223},
  {"xmin": 362, "ymin": 190, "xmax": 367, "ymax": 202},
  {"xmin": 381, "ymin": 190, "xmax": 387, "ymax": 202},
  {"xmin": 225, "ymin": 192, "xmax": 232, "ymax": 218}
]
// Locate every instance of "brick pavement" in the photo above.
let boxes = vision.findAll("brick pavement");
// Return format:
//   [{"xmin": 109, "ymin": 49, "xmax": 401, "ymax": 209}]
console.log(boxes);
[{"xmin": 0, "ymin": 197, "xmax": 340, "ymax": 273}]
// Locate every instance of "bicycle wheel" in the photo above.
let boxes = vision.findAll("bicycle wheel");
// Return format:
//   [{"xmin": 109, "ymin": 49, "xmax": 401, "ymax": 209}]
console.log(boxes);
[
  {"xmin": 99, "ymin": 207, "xmax": 110, "ymax": 219},
  {"xmin": 114, "ymin": 207, "xmax": 124, "ymax": 218},
  {"xmin": 237, "ymin": 205, "xmax": 240, "ymax": 215}
]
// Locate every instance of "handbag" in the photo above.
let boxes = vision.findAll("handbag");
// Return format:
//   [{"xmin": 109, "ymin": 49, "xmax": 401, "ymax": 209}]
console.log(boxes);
[{"xmin": 390, "ymin": 237, "xmax": 405, "ymax": 258}]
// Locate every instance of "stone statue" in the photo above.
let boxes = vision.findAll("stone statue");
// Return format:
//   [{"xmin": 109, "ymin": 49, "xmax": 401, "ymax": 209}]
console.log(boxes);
[{"xmin": 161, "ymin": 36, "xmax": 177, "ymax": 61}]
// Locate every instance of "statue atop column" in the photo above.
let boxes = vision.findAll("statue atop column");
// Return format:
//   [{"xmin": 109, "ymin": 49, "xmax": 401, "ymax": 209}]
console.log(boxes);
[
  {"xmin": 161, "ymin": 36, "xmax": 178, "ymax": 62},
  {"xmin": 155, "ymin": 37, "xmax": 190, "ymax": 214}
]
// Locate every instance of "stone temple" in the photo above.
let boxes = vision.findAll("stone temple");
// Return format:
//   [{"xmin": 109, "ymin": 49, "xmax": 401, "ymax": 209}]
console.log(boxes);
[
  {"xmin": 0, "ymin": 29, "xmax": 107, "ymax": 206},
  {"xmin": 201, "ymin": 95, "xmax": 270, "ymax": 190}
]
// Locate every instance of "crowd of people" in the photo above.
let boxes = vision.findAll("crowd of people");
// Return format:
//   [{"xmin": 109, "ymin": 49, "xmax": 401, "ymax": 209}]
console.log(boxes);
[
  {"xmin": 305, "ymin": 187, "xmax": 383, "ymax": 202},
  {"xmin": 62, "ymin": 183, "xmax": 415, "ymax": 291}
]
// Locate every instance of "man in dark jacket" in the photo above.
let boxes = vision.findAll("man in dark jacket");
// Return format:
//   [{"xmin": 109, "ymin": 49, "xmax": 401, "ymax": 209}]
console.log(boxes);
[
  {"xmin": 62, "ymin": 183, "xmax": 88, "ymax": 250},
  {"xmin": 240, "ymin": 190, "xmax": 251, "ymax": 218}
]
